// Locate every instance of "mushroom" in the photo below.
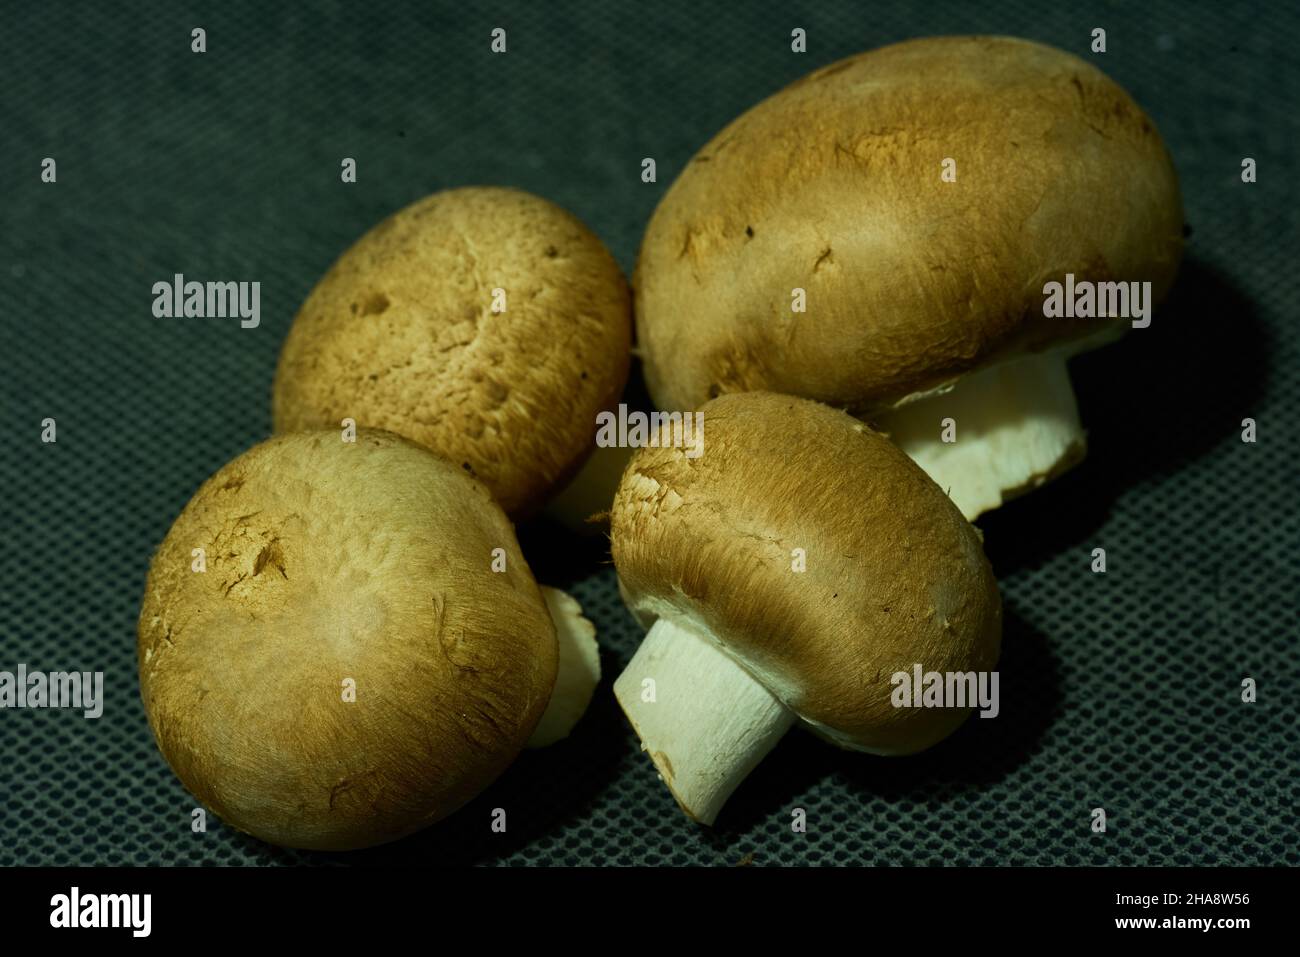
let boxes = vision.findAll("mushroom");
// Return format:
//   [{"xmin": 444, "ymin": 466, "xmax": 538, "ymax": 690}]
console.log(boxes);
[
  {"xmin": 633, "ymin": 36, "xmax": 1183, "ymax": 519},
  {"xmin": 138, "ymin": 429, "xmax": 572, "ymax": 850},
  {"xmin": 272, "ymin": 186, "xmax": 631, "ymax": 520},
  {"xmin": 610, "ymin": 392, "xmax": 1002, "ymax": 824}
]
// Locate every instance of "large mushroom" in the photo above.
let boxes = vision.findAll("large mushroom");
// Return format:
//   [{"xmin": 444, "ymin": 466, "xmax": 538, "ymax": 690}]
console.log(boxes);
[
  {"xmin": 272, "ymin": 186, "xmax": 631, "ymax": 520},
  {"xmin": 611, "ymin": 392, "xmax": 1002, "ymax": 824},
  {"xmin": 633, "ymin": 36, "xmax": 1184, "ymax": 519},
  {"xmin": 138, "ymin": 429, "xmax": 587, "ymax": 850}
]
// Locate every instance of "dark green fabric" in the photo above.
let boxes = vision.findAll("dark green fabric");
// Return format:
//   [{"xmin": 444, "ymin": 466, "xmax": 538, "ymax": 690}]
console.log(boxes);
[{"xmin": 1, "ymin": 1, "xmax": 1295, "ymax": 865}]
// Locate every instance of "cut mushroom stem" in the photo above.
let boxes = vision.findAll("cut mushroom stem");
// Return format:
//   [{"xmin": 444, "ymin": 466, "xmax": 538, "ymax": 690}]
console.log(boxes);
[
  {"xmin": 544, "ymin": 443, "xmax": 636, "ymax": 533},
  {"xmin": 873, "ymin": 347, "xmax": 1087, "ymax": 521},
  {"xmin": 613, "ymin": 616, "xmax": 795, "ymax": 825},
  {"xmin": 527, "ymin": 587, "xmax": 601, "ymax": 748}
]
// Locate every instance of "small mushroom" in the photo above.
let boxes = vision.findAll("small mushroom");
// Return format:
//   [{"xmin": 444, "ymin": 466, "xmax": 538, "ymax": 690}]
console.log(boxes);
[
  {"xmin": 610, "ymin": 392, "xmax": 1001, "ymax": 824},
  {"xmin": 273, "ymin": 186, "xmax": 631, "ymax": 519},
  {"xmin": 634, "ymin": 36, "xmax": 1183, "ymax": 519},
  {"xmin": 138, "ymin": 429, "xmax": 564, "ymax": 850}
]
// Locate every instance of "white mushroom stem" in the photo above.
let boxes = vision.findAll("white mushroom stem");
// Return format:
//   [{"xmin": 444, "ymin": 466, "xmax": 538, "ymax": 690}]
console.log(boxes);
[
  {"xmin": 527, "ymin": 588, "xmax": 602, "ymax": 748},
  {"xmin": 613, "ymin": 617, "xmax": 795, "ymax": 825},
  {"xmin": 872, "ymin": 347, "xmax": 1086, "ymax": 521},
  {"xmin": 544, "ymin": 443, "xmax": 636, "ymax": 533}
]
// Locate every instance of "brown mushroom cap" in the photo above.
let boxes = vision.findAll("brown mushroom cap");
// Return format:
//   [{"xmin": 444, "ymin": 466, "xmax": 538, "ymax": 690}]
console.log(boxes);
[
  {"xmin": 137, "ymin": 429, "xmax": 557, "ymax": 850},
  {"xmin": 273, "ymin": 186, "xmax": 631, "ymax": 517},
  {"xmin": 611, "ymin": 392, "xmax": 1001, "ymax": 753},
  {"xmin": 634, "ymin": 36, "xmax": 1184, "ymax": 414}
]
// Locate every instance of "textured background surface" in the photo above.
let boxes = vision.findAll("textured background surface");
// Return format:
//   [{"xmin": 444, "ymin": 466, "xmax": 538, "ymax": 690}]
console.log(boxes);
[{"xmin": 1, "ymin": 1, "xmax": 1296, "ymax": 866}]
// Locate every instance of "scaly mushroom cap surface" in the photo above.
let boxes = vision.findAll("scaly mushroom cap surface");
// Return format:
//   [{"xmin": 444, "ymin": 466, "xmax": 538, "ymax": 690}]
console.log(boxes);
[
  {"xmin": 137, "ymin": 430, "xmax": 558, "ymax": 850},
  {"xmin": 634, "ymin": 35, "xmax": 1183, "ymax": 415},
  {"xmin": 273, "ymin": 186, "xmax": 631, "ymax": 517},
  {"xmin": 611, "ymin": 392, "xmax": 1001, "ymax": 754}
]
